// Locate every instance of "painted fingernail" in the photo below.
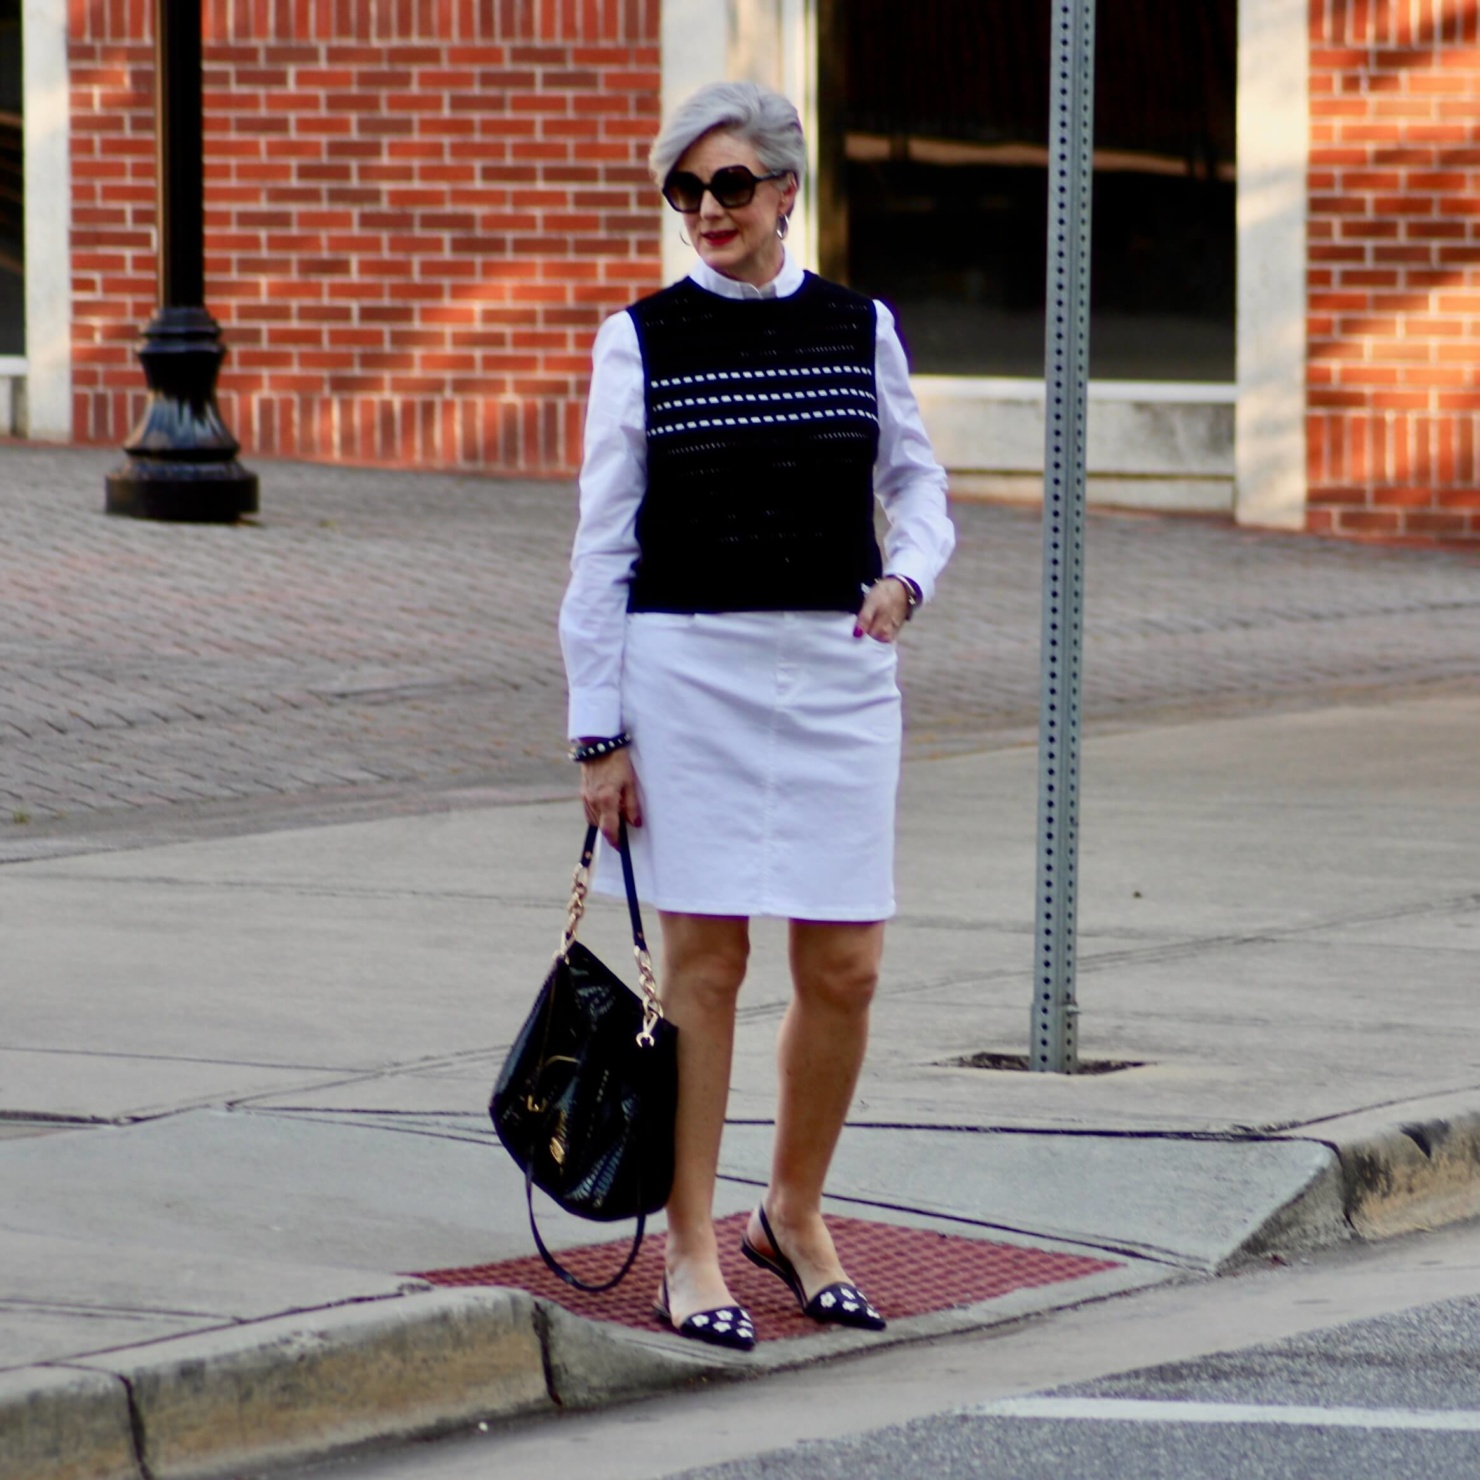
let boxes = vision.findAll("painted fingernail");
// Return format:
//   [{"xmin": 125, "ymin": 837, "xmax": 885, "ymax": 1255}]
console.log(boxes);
[{"xmin": 853, "ymin": 626, "xmax": 863, "ymax": 638}]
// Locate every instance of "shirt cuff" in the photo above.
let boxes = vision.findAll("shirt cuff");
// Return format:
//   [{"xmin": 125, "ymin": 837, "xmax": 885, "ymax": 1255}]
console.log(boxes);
[
  {"xmin": 566, "ymin": 686, "xmax": 624, "ymax": 742},
  {"xmin": 884, "ymin": 559, "xmax": 935, "ymax": 606}
]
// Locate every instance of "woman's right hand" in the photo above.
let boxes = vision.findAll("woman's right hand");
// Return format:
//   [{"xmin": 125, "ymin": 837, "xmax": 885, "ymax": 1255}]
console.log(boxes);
[{"xmin": 579, "ymin": 747, "xmax": 642, "ymax": 847}]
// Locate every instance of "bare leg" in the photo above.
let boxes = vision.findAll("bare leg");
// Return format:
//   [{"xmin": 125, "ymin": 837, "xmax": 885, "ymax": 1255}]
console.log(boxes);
[
  {"xmin": 746, "ymin": 920, "xmax": 884, "ymax": 1298},
  {"xmin": 657, "ymin": 911, "xmax": 750, "ymax": 1325}
]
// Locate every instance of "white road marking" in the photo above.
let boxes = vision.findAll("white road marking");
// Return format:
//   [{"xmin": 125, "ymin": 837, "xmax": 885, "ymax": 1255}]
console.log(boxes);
[{"xmin": 968, "ymin": 1398, "xmax": 1480, "ymax": 1434}]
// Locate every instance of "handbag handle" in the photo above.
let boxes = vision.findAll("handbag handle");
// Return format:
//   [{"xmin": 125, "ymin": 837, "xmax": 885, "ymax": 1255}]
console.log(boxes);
[
  {"xmin": 566, "ymin": 820, "xmax": 663, "ymax": 1045},
  {"xmin": 523, "ymin": 820, "xmax": 662, "ymax": 1294},
  {"xmin": 524, "ymin": 1161, "xmax": 648, "ymax": 1294}
]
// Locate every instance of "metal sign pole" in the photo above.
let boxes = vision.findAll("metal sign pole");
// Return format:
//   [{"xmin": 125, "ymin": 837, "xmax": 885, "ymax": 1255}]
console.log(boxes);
[{"xmin": 1031, "ymin": 0, "xmax": 1097, "ymax": 1074}]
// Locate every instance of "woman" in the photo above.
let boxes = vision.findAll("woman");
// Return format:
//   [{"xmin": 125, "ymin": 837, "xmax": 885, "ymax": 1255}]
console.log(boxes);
[{"xmin": 559, "ymin": 81, "xmax": 954, "ymax": 1351}]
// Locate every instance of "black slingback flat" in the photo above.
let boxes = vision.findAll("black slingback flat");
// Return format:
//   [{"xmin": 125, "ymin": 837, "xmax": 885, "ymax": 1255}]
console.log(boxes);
[{"xmin": 740, "ymin": 1204, "xmax": 886, "ymax": 1332}]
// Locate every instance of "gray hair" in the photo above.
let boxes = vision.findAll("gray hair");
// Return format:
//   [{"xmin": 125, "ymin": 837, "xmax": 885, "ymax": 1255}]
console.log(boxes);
[{"xmin": 649, "ymin": 81, "xmax": 807, "ymax": 189}]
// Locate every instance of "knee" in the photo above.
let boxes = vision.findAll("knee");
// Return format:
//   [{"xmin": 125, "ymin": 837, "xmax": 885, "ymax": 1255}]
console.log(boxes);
[
  {"xmin": 687, "ymin": 950, "xmax": 749, "ymax": 1010},
  {"xmin": 795, "ymin": 951, "xmax": 879, "ymax": 1016},
  {"xmin": 663, "ymin": 933, "xmax": 749, "ymax": 1014}
]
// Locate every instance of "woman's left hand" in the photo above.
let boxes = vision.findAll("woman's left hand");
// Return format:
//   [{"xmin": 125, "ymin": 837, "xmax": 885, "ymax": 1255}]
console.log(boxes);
[{"xmin": 853, "ymin": 578, "xmax": 912, "ymax": 644}]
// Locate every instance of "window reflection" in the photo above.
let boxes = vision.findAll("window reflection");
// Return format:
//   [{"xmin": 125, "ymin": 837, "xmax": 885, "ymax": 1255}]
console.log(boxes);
[{"xmin": 840, "ymin": 0, "xmax": 1236, "ymax": 382}]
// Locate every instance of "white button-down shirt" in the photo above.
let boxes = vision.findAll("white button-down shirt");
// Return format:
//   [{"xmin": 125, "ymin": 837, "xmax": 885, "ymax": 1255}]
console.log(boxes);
[{"xmin": 559, "ymin": 251, "xmax": 956, "ymax": 739}]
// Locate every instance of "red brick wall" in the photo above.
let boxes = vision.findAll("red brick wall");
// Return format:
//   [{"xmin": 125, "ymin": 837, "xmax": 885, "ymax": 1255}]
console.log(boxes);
[
  {"xmin": 1308, "ymin": 0, "xmax": 1480, "ymax": 541},
  {"xmin": 68, "ymin": 1, "xmax": 661, "ymax": 475}
]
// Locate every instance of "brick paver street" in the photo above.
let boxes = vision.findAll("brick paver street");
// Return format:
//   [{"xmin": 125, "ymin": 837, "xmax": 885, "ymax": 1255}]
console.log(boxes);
[{"xmin": 1, "ymin": 445, "xmax": 1476, "ymax": 844}]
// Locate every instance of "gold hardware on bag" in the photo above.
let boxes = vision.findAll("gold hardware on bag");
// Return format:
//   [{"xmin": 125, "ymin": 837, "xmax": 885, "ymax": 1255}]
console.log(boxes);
[
  {"xmin": 634, "ymin": 944, "xmax": 662, "ymax": 1047},
  {"xmin": 548, "ymin": 1106, "xmax": 569, "ymax": 1166}
]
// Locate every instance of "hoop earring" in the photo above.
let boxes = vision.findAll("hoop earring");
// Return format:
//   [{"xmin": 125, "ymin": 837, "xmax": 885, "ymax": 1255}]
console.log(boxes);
[
  {"xmin": 776, "ymin": 214, "xmax": 790, "ymax": 240},
  {"xmin": 679, "ymin": 226, "xmax": 693, "ymax": 247}
]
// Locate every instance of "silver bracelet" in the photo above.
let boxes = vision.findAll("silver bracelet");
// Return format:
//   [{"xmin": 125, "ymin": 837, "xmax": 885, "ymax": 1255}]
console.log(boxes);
[{"xmin": 886, "ymin": 574, "xmax": 922, "ymax": 618}]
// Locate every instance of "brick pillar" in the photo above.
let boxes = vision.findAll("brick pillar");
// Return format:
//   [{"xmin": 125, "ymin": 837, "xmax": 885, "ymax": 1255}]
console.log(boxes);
[{"xmin": 1308, "ymin": 0, "xmax": 1480, "ymax": 541}]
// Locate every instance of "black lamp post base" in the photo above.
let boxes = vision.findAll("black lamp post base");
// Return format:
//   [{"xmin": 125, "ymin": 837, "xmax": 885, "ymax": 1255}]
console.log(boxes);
[
  {"xmin": 105, "ymin": 458, "xmax": 259, "ymax": 523},
  {"xmin": 106, "ymin": 306, "xmax": 258, "ymax": 523},
  {"xmin": 120, "ymin": 1, "xmax": 260, "ymax": 522}
]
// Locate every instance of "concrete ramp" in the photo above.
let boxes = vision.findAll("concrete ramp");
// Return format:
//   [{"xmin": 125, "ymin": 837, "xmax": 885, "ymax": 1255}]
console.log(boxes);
[{"xmin": 719, "ymin": 1123, "xmax": 1347, "ymax": 1271}]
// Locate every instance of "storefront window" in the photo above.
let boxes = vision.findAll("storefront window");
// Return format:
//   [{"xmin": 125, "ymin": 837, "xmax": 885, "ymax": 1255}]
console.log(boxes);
[{"xmin": 837, "ymin": 0, "xmax": 1235, "ymax": 382}]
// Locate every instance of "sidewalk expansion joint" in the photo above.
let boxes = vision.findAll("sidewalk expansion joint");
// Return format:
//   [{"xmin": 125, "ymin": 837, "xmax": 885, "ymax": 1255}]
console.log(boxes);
[
  {"xmin": 1264, "ymin": 1083, "xmax": 1480, "ymax": 1135},
  {"xmin": 530, "ymin": 1301, "xmax": 562, "ymax": 1408},
  {"xmin": 0, "ymin": 1108, "xmax": 113, "ymax": 1127},
  {"xmin": 728, "ymin": 1118, "xmax": 1330, "ymax": 1145},
  {"xmin": 119, "ymin": 1373, "xmax": 156, "ymax": 1480}
]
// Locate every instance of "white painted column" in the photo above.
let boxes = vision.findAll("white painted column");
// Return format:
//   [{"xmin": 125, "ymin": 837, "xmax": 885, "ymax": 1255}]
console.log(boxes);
[
  {"xmin": 726, "ymin": 0, "xmax": 817, "ymax": 270},
  {"xmin": 1235, "ymin": 0, "xmax": 1308, "ymax": 529},
  {"xmin": 775, "ymin": 0, "xmax": 818, "ymax": 273},
  {"xmin": 21, "ymin": 0, "xmax": 72, "ymax": 440},
  {"xmin": 728, "ymin": 0, "xmax": 781, "ymax": 86},
  {"xmin": 659, "ymin": 0, "xmax": 728, "ymax": 287}
]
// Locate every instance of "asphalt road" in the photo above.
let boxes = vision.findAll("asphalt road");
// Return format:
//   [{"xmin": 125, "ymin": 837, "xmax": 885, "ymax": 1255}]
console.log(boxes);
[
  {"xmin": 292, "ymin": 1219, "xmax": 1480, "ymax": 1480},
  {"xmin": 673, "ymin": 1304, "xmax": 1480, "ymax": 1479}
]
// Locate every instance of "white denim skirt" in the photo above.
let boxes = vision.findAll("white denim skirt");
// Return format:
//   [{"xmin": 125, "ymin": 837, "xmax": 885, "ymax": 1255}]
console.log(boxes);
[{"xmin": 591, "ymin": 610, "xmax": 902, "ymax": 921}]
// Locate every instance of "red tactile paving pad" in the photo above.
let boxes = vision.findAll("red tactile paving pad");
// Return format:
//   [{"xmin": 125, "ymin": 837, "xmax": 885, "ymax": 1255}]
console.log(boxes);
[{"xmin": 416, "ymin": 1213, "xmax": 1121, "ymax": 1341}]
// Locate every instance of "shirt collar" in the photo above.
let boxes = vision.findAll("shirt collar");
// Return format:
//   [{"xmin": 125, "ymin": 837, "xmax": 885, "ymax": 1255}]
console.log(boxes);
[{"xmin": 688, "ymin": 247, "xmax": 806, "ymax": 301}]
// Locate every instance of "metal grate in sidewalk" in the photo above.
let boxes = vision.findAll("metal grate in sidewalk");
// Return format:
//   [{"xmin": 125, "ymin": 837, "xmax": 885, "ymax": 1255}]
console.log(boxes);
[{"xmin": 416, "ymin": 1212, "xmax": 1120, "ymax": 1341}]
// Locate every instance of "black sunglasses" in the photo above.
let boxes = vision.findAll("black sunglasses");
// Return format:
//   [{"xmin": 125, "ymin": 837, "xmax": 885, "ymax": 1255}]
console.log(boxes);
[{"xmin": 662, "ymin": 165, "xmax": 790, "ymax": 213}]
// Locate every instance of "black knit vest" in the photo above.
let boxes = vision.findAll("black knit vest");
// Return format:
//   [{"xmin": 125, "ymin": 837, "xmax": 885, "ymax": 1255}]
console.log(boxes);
[{"xmin": 626, "ymin": 273, "xmax": 882, "ymax": 615}]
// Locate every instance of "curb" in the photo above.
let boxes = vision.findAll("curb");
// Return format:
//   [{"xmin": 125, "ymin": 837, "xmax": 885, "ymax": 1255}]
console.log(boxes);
[
  {"xmin": 7, "ymin": 1104, "xmax": 1480, "ymax": 1480},
  {"xmin": 1, "ymin": 1254, "xmax": 1153, "ymax": 1480},
  {"xmin": 0, "ymin": 1367, "xmax": 137, "ymax": 1480},
  {"xmin": 538, "ymin": 1300, "xmax": 742, "ymax": 1410},
  {"xmin": 0, "ymin": 1287, "xmax": 740, "ymax": 1480},
  {"xmin": 1296, "ymin": 1095, "xmax": 1480, "ymax": 1243},
  {"xmin": 70, "ymin": 1289, "xmax": 548, "ymax": 1480},
  {"xmin": 3, "ymin": 1290, "xmax": 555, "ymax": 1480},
  {"xmin": 1218, "ymin": 1095, "xmax": 1480, "ymax": 1270}
]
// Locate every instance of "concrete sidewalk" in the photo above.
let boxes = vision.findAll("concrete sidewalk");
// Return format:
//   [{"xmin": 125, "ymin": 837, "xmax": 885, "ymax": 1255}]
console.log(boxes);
[{"xmin": 4, "ymin": 691, "xmax": 1480, "ymax": 1479}]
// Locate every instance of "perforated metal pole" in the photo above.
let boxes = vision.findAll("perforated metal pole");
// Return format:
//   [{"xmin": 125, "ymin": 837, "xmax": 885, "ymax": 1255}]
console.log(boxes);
[{"xmin": 1031, "ymin": 0, "xmax": 1097, "ymax": 1074}]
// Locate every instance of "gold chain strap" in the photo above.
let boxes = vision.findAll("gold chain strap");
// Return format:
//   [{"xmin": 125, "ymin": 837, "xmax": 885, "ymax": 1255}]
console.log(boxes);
[
  {"xmin": 557, "ymin": 856, "xmax": 590, "ymax": 959},
  {"xmin": 557, "ymin": 844, "xmax": 665, "ymax": 1048}
]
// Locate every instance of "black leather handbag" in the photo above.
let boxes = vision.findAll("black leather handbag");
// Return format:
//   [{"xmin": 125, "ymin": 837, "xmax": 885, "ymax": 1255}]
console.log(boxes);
[{"xmin": 490, "ymin": 821, "xmax": 678, "ymax": 1291}]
